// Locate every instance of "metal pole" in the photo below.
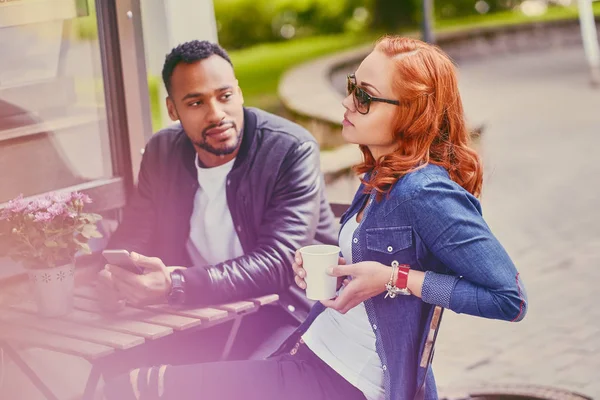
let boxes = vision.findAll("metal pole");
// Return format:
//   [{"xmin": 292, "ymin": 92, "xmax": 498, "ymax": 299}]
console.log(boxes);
[
  {"xmin": 577, "ymin": 0, "xmax": 600, "ymax": 86},
  {"xmin": 422, "ymin": 0, "xmax": 435, "ymax": 44}
]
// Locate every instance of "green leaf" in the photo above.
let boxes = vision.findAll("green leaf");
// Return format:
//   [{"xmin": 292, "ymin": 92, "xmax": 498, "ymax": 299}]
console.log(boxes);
[
  {"xmin": 89, "ymin": 230, "xmax": 103, "ymax": 238},
  {"xmin": 81, "ymin": 224, "xmax": 95, "ymax": 239},
  {"xmin": 79, "ymin": 243, "xmax": 91, "ymax": 254}
]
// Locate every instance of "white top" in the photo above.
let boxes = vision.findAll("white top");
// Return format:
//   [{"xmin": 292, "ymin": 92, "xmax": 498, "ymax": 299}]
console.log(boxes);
[
  {"xmin": 186, "ymin": 155, "xmax": 244, "ymax": 266},
  {"xmin": 302, "ymin": 214, "xmax": 385, "ymax": 400}
]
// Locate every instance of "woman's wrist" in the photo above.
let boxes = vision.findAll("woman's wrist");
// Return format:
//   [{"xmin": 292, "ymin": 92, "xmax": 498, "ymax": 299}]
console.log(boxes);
[{"xmin": 407, "ymin": 269, "xmax": 425, "ymax": 298}]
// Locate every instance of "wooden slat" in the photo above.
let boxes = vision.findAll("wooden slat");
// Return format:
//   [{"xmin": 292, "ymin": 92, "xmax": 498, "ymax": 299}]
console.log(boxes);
[
  {"xmin": 249, "ymin": 294, "xmax": 279, "ymax": 306},
  {"xmin": 144, "ymin": 304, "xmax": 229, "ymax": 322},
  {"xmin": 0, "ymin": 309, "xmax": 144, "ymax": 350},
  {"xmin": 76, "ymin": 285, "xmax": 229, "ymax": 322},
  {"xmin": 11, "ymin": 302, "xmax": 173, "ymax": 340},
  {"xmin": 73, "ymin": 297, "xmax": 203, "ymax": 331},
  {"xmin": 0, "ymin": 325, "xmax": 114, "ymax": 360},
  {"xmin": 215, "ymin": 300, "xmax": 257, "ymax": 314}
]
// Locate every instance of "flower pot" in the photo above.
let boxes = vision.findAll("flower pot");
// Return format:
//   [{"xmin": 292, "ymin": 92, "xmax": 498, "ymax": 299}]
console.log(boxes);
[{"xmin": 27, "ymin": 263, "xmax": 75, "ymax": 317}]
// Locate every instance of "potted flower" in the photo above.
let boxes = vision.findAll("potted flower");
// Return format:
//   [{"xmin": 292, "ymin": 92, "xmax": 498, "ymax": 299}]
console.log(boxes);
[{"xmin": 0, "ymin": 191, "xmax": 103, "ymax": 317}]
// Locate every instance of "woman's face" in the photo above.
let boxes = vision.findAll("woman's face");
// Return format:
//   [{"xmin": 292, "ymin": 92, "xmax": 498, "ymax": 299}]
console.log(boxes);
[{"xmin": 341, "ymin": 50, "xmax": 400, "ymax": 159}]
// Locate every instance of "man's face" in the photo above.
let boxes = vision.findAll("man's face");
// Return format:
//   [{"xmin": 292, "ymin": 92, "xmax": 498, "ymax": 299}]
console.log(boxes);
[{"xmin": 166, "ymin": 55, "xmax": 244, "ymax": 158}]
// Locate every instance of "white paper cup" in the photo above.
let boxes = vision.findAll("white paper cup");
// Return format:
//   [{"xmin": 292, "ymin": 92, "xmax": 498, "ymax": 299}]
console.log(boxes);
[{"xmin": 299, "ymin": 244, "xmax": 340, "ymax": 300}]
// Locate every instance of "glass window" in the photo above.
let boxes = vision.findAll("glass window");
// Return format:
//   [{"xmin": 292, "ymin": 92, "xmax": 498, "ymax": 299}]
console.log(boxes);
[{"xmin": 0, "ymin": 0, "xmax": 113, "ymax": 203}]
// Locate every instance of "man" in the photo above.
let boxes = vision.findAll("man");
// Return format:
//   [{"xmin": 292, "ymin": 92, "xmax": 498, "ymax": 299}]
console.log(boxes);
[{"xmin": 99, "ymin": 40, "xmax": 337, "ymax": 362}]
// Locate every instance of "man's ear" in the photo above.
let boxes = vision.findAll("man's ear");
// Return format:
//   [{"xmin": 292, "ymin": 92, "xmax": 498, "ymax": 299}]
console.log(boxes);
[{"xmin": 166, "ymin": 97, "xmax": 179, "ymax": 121}]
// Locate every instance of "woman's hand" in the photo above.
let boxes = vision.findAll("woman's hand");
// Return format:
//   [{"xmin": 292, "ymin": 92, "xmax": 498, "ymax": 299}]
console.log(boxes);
[
  {"xmin": 292, "ymin": 250, "xmax": 347, "ymax": 291},
  {"xmin": 321, "ymin": 261, "xmax": 391, "ymax": 314}
]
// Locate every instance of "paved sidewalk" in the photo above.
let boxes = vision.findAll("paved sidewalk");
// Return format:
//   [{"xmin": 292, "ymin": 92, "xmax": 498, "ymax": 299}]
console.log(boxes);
[{"xmin": 431, "ymin": 46, "xmax": 600, "ymax": 398}]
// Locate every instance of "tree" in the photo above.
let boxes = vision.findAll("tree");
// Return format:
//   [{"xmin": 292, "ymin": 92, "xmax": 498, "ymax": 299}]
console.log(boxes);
[{"xmin": 370, "ymin": 0, "xmax": 419, "ymax": 31}]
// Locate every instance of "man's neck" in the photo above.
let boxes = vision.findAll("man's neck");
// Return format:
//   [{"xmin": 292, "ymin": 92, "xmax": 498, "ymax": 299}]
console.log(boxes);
[{"xmin": 195, "ymin": 148, "xmax": 239, "ymax": 168}]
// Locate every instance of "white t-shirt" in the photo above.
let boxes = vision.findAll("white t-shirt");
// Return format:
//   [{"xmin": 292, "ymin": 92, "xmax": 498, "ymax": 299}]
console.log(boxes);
[
  {"xmin": 186, "ymin": 154, "xmax": 244, "ymax": 266},
  {"xmin": 302, "ymin": 214, "xmax": 385, "ymax": 400}
]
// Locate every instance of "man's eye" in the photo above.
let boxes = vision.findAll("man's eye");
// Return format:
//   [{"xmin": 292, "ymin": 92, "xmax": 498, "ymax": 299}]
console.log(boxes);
[
  {"xmin": 189, "ymin": 101, "xmax": 203, "ymax": 106},
  {"xmin": 221, "ymin": 93, "xmax": 233, "ymax": 101}
]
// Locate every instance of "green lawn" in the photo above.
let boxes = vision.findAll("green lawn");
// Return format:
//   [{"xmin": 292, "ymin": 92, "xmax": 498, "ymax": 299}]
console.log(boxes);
[{"xmin": 230, "ymin": 33, "xmax": 379, "ymax": 111}]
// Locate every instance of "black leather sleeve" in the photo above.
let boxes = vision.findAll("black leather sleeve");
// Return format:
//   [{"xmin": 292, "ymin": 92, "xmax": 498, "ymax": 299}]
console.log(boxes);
[
  {"xmin": 181, "ymin": 141, "xmax": 323, "ymax": 305},
  {"xmin": 105, "ymin": 140, "xmax": 158, "ymax": 256}
]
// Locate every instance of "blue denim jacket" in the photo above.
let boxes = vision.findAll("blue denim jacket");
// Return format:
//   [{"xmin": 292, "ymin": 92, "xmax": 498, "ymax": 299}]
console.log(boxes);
[{"xmin": 287, "ymin": 164, "xmax": 527, "ymax": 400}]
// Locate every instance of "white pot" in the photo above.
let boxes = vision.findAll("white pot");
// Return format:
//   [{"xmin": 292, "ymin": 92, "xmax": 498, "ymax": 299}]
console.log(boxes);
[{"xmin": 27, "ymin": 263, "xmax": 75, "ymax": 317}]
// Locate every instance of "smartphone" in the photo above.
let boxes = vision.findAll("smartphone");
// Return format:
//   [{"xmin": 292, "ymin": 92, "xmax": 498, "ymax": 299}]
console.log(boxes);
[{"xmin": 102, "ymin": 249, "xmax": 144, "ymax": 275}]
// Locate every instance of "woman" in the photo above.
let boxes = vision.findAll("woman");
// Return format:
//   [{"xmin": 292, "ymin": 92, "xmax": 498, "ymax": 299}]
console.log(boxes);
[{"xmin": 103, "ymin": 35, "xmax": 527, "ymax": 400}]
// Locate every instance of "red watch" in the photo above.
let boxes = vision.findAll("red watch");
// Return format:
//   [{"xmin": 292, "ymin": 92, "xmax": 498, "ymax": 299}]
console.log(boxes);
[
  {"xmin": 385, "ymin": 263, "xmax": 412, "ymax": 298},
  {"xmin": 396, "ymin": 264, "xmax": 411, "ymax": 291}
]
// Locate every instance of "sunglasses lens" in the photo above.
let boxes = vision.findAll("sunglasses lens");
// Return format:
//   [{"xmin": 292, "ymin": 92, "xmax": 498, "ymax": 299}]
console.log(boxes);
[
  {"xmin": 354, "ymin": 87, "xmax": 370, "ymax": 114},
  {"xmin": 347, "ymin": 79, "xmax": 354, "ymax": 96}
]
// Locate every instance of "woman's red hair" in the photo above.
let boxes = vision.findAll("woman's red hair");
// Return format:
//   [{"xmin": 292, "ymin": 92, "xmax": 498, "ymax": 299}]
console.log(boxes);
[{"xmin": 354, "ymin": 36, "xmax": 483, "ymax": 198}]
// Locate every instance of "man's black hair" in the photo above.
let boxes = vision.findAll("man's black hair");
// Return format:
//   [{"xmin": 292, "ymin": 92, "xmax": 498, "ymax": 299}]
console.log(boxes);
[{"xmin": 162, "ymin": 40, "xmax": 233, "ymax": 94}]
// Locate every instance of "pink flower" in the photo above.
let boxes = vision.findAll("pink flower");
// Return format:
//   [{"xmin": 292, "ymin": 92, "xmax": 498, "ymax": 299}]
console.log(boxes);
[
  {"xmin": 72, "ymin": 192, "xmax": 92, "ymax": 204},
  {"xmin": 0, "ymin": 209, "xmax": 10, "ymax": 221},
  {"xmin": 6, "ymin": 195, "xmax": 28, "ymax": 213},
  {"xmin": 47, "ymin": 192, "xmax": 72, "ymax": 203},
  {"xmin": 47, "ymin": 202, "xmax": 67, "ymax": 217},
  {"xmin": 33, "ymin": 212, "xmax": 52, "ymax": 222},
  {"xmin": 26, "ymin": 197, "xmax": 52, "ymax": 212}
]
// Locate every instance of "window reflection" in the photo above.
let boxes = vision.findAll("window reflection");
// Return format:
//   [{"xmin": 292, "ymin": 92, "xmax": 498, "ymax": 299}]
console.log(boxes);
[{"xmin": 0, "ymin": 0, "xmax": 113, "ymax": 203}]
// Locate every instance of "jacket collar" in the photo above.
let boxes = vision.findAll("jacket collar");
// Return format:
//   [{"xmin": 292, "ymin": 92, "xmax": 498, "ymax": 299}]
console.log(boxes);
[{"xmin": 179, "ymin": 107, "xmax": 257, "ymax": 180}]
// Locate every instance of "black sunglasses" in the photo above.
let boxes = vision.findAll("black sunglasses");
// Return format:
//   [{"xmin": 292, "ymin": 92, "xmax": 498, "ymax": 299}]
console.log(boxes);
[{"xmin": 346, "ymin": 73, "xmax": 400, "ymax": 115}]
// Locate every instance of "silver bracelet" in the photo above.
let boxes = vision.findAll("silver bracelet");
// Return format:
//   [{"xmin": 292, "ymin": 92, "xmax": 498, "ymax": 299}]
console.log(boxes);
[{"xmin": 384, "ymin": 265, "xmax": 398, "ymax": 299}]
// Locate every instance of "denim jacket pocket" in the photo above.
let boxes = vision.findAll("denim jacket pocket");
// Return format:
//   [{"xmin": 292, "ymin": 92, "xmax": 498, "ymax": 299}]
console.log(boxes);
[{"xmin": 366, "ymin": 226, "xmax": 413, "ymax": 254}]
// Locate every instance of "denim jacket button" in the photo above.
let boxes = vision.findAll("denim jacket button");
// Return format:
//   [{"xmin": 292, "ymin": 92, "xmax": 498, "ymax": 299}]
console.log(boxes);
[
  {"xmin": 353, "ymin": 238, "xmax": 358, "ymax": 244},
  {"xmin": 372, "ymin": 324, "xmax": 377, "ymax": 330},
  {"xmin": 391, "ymin": 260, "xmax": 399, "ymax": 268},
  {"xmin": 387, "ymin": 246, "xmax": 393, "ymax": 252},
  {"xmin": 382, "ymin": 365, "xmax": 387, "ymax": 371}
]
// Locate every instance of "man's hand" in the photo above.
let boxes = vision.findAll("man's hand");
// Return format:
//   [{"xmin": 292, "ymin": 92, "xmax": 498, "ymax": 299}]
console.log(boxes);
[
  {"xmin": 96, "ymin": 268, "xmax": 126, "ymax": 313},
  {"xmin": 106, "ymin": 252, "xmax": 173, "ymax": 306}
]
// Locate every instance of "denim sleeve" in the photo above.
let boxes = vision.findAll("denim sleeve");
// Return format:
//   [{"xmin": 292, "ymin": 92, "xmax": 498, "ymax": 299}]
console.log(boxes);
[{"xmin": 410, "ymin": 178, "xmax": 527, "ymax": 322}]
